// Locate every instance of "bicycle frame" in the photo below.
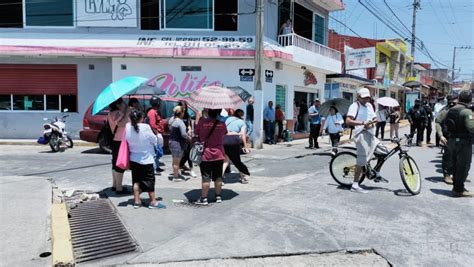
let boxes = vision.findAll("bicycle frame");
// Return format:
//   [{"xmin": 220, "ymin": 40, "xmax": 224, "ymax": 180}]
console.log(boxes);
[{"xmin": 366, "ymin": 138, "xmax": 410, "ymax": 178}]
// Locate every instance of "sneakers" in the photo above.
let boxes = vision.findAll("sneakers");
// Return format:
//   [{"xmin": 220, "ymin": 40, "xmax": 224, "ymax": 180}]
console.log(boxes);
[
  {"xmin": 189, "ymin": 170, "xmax": 198, "ymax": 178},
  {"xmin": 194, "ymin": 197, "xmax": 208, "ymax": 205},
  {"xmin": 148, "ymin": 202, "xmax": 167, "ymax": 209},
  {"xmin": 173, "ymin": 174, "xmax": 188, "ymax": 182},
  {"xmin": 305, "ymin": 146, "xmax": 313, "ymax": 149},
  {"xmin": 374, "ymin": 176, "xmax": 389, "ymax": 183},
  {"xmin": 215, "ymin": 195, "xmax": 222, "ymax": 203},
  {"xmin": 156, "ymin": 167, "xmax": 165, "ymax": 172},
  {"xmin": 133, "ymin": 202, "xmax": 142, "ymax": 209},
  {"xmin": 350, "ymin": 185, "xmax": 368, "ymax": 194},
  {"xmin": 451, "ymin": 189, "xmax": 473, "ymax": 198},
  {"xmin": 444, "ymin": 175, "xmax": 453, "ymax": 185}
]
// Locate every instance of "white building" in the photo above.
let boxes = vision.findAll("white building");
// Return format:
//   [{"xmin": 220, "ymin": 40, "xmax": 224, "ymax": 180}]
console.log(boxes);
[{"xmin": 0, "ymin": 0, "xmax": 343, "ymax": 140}]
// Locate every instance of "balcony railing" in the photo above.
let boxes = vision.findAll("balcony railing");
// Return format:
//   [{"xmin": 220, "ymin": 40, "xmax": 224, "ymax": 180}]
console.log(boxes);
[{"xmin": 278, "ymin": 33, "xmax": 341, "ymax": 61}]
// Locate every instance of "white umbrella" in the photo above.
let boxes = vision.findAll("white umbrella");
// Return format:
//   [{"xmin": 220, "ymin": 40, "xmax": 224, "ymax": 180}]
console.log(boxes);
[{"xmin": 376, "ymin": 97, "xmax": 399, "ymax": 107}]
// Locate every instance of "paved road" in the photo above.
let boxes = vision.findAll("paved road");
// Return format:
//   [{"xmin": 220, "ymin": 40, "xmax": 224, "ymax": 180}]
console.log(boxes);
[{"xmin": 0, "ymin": 127, "xmax": 473, "ymax": 266}]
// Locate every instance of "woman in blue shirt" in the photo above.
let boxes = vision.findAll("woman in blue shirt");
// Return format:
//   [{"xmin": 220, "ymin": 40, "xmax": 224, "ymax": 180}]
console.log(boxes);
[
  {"xmin": 223, "ymin": 109, "xmax": 251, "ymax": 184},
  {"xmin": 323, "ymin": 106, "xmax": 344, "ymax": 156}
]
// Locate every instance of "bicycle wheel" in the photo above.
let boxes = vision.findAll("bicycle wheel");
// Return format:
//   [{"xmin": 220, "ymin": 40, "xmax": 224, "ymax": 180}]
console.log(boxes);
[
  {"xmin": 399, "ymin": 155, "xmax": 421, "ymax": 195},
  {"xmin": 330, "ymin": 151, "xmax": 365, "ymax": 187}
]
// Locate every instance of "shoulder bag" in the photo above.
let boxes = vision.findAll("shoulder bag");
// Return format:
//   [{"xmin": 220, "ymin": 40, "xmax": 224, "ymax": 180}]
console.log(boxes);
[{"xmin": 190, "ymin": 120, "xmax": 219, "ymax": 165}]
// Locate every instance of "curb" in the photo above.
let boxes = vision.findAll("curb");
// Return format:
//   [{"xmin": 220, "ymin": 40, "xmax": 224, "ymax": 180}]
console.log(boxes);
[
  {"xmin": 0, "ymin": 141, "xmax": 96, "ymax": 147},
  {"xmin": 51, "ymin": 202, "xmax": 75, "ymax": 267}
]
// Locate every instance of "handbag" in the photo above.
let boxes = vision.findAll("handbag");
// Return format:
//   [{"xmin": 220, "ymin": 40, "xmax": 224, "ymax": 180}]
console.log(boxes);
[
  {"xmin": 190, "ymin": 120, "xmax": 219, "ymax": 165},
  {"xmin": 116, "ymin": 131, "xmax": 130, "ymax": 170}
]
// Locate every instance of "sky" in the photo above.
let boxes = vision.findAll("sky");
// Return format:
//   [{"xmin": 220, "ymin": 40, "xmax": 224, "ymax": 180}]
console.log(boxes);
[{"xmin": 329, "ymin": 0, "xmax": 473, "ymax": 81}]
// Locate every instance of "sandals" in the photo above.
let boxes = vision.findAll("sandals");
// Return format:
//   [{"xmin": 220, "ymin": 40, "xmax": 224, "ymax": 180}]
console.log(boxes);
[
  {"xmin": 133, "ymin": 202, "xmax": 142, "ymax": 209},
  {"xmin": 240, "ymin": 177, "xmax": 249, "ymax": 184}
]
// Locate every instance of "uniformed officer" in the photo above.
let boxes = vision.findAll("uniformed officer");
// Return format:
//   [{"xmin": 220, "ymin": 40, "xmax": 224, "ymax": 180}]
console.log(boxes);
[
  {"xmin": 408, "ymin": 99, "xmax": 428, "ymax": 146},
  {"xmin": 423, "ymin": 100, "xmax": 434, "ymax": 144},
  {"xmin": 445, "ymin": 90, "xmax": 474, "ymax": 197},
  {"xmin": 435, "ymin": 95, "xmax": 457, "ymax": 184}
]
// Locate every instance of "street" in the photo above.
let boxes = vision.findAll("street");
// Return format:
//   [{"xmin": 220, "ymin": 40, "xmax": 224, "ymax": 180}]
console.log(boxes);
[{"xmin": 0, "ymin": 128, "xmax": 473, "ymax": 266}]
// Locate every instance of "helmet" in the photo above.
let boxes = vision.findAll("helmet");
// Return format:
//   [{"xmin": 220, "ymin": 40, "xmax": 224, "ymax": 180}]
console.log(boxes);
[{"xmin": 149, "ymin": 95, "xmax": 162, "ymax": 107}]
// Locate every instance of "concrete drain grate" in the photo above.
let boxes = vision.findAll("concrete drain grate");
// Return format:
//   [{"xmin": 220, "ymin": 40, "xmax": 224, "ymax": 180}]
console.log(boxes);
[{"xmin": 68, "ymin": 199, "xmax": 138, "ymax": 263}]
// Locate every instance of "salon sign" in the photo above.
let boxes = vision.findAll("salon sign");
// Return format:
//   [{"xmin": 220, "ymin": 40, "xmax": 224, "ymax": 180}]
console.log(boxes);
[
  {"xmin": 76, "ymin": 0, "xmax": 138, "ymax": 27},
  {"xmin": 147, "ymin": 73, "xmax": 223, "ymax": 97}
]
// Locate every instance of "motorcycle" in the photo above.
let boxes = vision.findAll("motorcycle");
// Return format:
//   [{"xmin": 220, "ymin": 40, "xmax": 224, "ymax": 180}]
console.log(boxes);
[{"xmin": 37, "ymin": 109, "xmax": 74, "ymax": 152}]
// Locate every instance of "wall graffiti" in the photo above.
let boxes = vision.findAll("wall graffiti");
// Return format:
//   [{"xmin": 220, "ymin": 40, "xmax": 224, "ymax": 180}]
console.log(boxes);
[{"xmin": 147, "ymin": 73, "xmax": 222, "ymax": 97}]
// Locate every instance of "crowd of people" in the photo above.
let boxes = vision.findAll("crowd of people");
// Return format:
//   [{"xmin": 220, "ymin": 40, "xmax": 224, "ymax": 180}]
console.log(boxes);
[{"xmin": 107, "ymin": 96, "xmax": 253, "ymax": 208}]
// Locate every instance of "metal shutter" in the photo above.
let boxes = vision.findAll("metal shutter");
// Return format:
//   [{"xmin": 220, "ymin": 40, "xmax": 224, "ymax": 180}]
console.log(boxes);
[{"xmin": 0, "ymin": 64, "xmax": 77, "ymax": 95}]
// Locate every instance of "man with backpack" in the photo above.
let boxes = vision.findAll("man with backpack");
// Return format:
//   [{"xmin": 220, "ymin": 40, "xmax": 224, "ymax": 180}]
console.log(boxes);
[
  {"xmin": 147, "ymin": 95, "xmax": 165, "ymax": 174},
  {"xmin": 407, "ymin": 99, "xmax": 428, "ymax": 146}
]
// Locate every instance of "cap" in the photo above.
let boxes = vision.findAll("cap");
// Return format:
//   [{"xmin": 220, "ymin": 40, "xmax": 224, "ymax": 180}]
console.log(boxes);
[{"xmin": 357, "ymin": 87, "xmax": 371, "ymax": 98}]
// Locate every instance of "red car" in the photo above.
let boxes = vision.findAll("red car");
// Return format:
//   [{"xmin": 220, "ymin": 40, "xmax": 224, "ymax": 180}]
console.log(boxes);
[{"xmin": 80, "ymin": 96, "xmax": 196, "ymax": 153}]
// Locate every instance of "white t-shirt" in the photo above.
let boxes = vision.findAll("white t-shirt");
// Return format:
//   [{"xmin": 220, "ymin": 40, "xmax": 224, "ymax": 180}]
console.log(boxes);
[
  {"xmin": 347, "ymin": 102, "xmax": 377, "ymax": 136},
  {"xmin": 376, "ymin": 109, "xmax": 387, "ymax": 122},
  {"xmin": 323, "ymin": 113, "xmax": 344, "ymax": 134},
  {"xmin": 125, "ymin": 123, "xmax": 158, "ymax": 165}
]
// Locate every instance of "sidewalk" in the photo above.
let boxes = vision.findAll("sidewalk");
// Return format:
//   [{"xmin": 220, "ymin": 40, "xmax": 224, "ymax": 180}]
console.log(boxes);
[{"xmin": 245, "ymin": 120, "xmax": 410, "ymax": 160}]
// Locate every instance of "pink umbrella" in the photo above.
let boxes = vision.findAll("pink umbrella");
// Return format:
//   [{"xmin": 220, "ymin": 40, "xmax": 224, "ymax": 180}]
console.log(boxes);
[
  {"xmin": 376, "ymin": 97, "xmax": 399, "ymax": 107},
  {"xmin": 188, "ymin": 85, "xmax": 244, "ymax": 109}
]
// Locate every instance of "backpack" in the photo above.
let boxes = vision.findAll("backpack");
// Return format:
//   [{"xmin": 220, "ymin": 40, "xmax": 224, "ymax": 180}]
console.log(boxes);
[
  {"xmin": 101, "ymin": 120, "xmax": 118, "ymax": 148},
  {"xmin": 389, "ymin": 113, "xmax": 397, "ymax": 124},
  {"xmin": 347, "ymin": 102, "xmax": 360, "ymax": 129}
]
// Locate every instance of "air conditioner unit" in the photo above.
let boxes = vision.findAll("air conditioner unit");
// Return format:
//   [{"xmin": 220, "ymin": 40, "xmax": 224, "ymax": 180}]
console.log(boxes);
[{"xmin": 275, "ymin": 61, "xmax": 283, "ymax": 70}]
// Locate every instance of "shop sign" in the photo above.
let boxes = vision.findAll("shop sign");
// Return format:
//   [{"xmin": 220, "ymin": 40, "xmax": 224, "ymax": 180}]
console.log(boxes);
[
  {"xmin": 137, "ymin": 36, "xmax": 255, "ymax": 49},
  {"xmin": 345, "ymin": 47, "xmax": 376, "ymax": 70},
  {"xmin": 147, "ymin": 73, "xmax": 222, "ymax": 97},
  {"xmin": 265, "ymin": 70, "xmax": 273, "ymax": 83},
  {"xmin": 239, "ymin": 68, "xmax": 254, "ymax": 82},
  {"xmin": 303, "ymin": 70, "xmax": 317, "ymax": 86},
  {"xmin": 77, "ymin": 0, "xmax": 138, "ymax": 27}
]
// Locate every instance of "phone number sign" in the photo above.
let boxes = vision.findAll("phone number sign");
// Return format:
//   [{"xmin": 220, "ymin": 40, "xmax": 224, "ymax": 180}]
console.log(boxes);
[{"xmin": 137, "ymin": 36, "xmax": 255, "ymax": 49}]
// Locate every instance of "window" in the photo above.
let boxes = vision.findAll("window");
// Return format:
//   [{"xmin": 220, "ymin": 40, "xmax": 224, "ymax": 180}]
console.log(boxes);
[
  {"xmin": 141, "ymin": 0, "xmax": 160, "ymax": 30},
  {"xmin": 13, "ymin": 95, "xmax": 44, "ymax": 111},
  {"xmin": 0, "ymin": 0, "xmax": 22, "ymax": 28},
  {"xmin": 294, "ymin": 3, "xmax": 313, "ymax": 40},
  {"xmin": 313, "ymin": 13, "xmax": 325, "ymax": 45},
  {"xmin": 275, "ymin": 85, "xmax": 287, "ymax": 113},
  {"xmin": 25, "ymin": 0, "xmax": 73, "ymax": 27},
  {"xmin": 215, "ymin": 0, "xmax": 237, "ymax": 31},
  {"xmin": 379, "ymin": 89, "xmax": 387, "ymax": 97},
  {"xmin": 1, "ymin": 95, "xmax": 76, "ymax": 112},
  {"xmin": 0, "ymin": 95, "xmax": 12, "ymax": 110},
  {"xmin": 164, "ymin": 0, "xmax": 213, "ymax": 29}
]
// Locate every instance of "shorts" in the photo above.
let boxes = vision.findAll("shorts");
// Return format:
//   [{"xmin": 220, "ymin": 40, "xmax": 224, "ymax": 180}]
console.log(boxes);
[
  {"xmin": 130, "ymin": 161, "xmax": 155, "ymax": 192},
  {"xmin": 199, "ymin": 160, "xmax": 224, "ymax": 182},
  {"xmin": 354, "ymin": 131, "xmax": 379, "ymax": 167},
  {"xmin": 111, "ymin": 140, "xmax": 125, "ymax": 173},
  {"xmin": 169, "ymin": 140, "xmax": 184, "ymax": 158}
]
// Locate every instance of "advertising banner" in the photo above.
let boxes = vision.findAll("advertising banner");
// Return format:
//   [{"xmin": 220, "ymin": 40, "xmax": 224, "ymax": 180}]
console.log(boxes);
[
  {"xmin": 345, "ymin": 47, "xmax": 376, "ymax": 70},
  {"xmin": 76, "ymin": 0, "xmax": 138, "ymax": 27}
]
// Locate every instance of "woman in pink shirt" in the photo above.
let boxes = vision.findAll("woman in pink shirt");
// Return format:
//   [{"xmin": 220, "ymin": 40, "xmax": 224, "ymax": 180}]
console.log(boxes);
[
  {"xmin": 194, "ymin": 109, "xmax": 227, "ymax": 205},
  {"xmin": 107, "ymin": 98, "xmax": 130, "ymax": 194}
]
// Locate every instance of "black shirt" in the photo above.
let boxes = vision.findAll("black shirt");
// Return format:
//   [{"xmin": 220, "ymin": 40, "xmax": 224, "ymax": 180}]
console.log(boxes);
[{"xmin": 246, "ymin": 104, "xmax": 254, "ymax": 122}]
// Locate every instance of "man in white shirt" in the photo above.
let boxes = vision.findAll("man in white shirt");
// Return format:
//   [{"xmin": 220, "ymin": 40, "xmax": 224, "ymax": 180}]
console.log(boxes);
[{"xmin": 345, "ymin": 88, "xmax": 378, "ymax": 193}]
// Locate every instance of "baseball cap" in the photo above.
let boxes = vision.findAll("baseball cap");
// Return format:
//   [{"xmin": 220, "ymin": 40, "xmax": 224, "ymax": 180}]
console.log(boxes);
[{"xmin": 357, "ymin": 87, "xmax": 371, "ymax": 98}]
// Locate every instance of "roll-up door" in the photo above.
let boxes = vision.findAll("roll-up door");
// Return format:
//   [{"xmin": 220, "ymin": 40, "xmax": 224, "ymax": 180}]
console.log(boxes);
[{"xmin": 0, "ymin": 64, "xmax": 77, "ymax": 95}]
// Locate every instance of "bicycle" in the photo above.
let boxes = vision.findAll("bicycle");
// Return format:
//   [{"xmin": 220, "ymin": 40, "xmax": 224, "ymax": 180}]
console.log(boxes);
[{"xmin": 329, "ymin": 134, "xmax": 422, "ymax": 195}]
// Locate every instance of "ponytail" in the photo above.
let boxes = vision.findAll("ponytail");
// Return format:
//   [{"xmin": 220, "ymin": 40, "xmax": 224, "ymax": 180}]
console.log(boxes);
[{"xmin": 129, "ymin": 108, "xmax": 144, "ymax": 133}]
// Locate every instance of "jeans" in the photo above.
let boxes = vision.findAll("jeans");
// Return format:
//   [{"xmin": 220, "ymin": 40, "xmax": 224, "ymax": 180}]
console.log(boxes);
[
  {"xmin": 309, "ymin": 124, "xmax": 321, "ymax": 148},
  {"xmin": 264, "ymin": 121, "xmax": 275, "ymax": 143},
  {"xmin": 245, "ymin": 120, "xmax": 254, "ymax": 138},
  {"xmin": 375, "ymin": 121, "xmax": 386, "ymax": 140},
  {"xmin": 410, "ymin": 122, "xmax": 425, "ymax": 145},
  {"xmin": 276, "ymin": 120, "xmax": 284, "ymax": 139}
]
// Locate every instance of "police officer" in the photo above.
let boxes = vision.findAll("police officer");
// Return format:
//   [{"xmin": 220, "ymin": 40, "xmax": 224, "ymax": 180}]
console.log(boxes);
[
  {"xmin": 445, "ymin": 90, "xmax": 474, "ymax": 197},
  {"xmin": 435, "ymin": 95, "xmax": 457, "ymax": 184},
  {"xmin": 408, "ymin": 99, "xmax": 428, "ymax": 146},
  {"xmin": 423, "ymin": 100, "xmax": 434, "ymax": 144}
]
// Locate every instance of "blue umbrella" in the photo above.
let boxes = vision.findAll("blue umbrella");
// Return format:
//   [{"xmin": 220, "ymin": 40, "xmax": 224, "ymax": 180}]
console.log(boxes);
[{"xmin": 92, "ymin": 76, "xmax": 162, "ymax": 115}]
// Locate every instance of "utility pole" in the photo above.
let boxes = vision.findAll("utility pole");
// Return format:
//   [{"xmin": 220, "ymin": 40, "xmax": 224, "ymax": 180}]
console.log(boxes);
[
  {"xmin": 409, "ymin": 0, "xmax": 420, "ymax": 78},
  {"xmin": 254, "ymin": 0, "xmax": 264, "ymax": 149},
  {"xmin": 451, "ymin": 46, "xmax": 472, "ymax": 82}
]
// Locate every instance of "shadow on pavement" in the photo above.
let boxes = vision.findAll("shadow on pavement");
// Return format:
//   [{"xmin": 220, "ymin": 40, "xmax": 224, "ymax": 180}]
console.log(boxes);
[
  {"xmin": 393, "ymin": 189, "xmax": 415, "ymax": 197},
  {"xmin": 425, "ymin": 176, "xmax": 444, "ymax": 183},
  {"xmin": 81, "ymin": 147, "xmax": 109, "ymax": 154},
  {"xmin": 223, "ymin": 173, "xmax": 241, "ymax": 184},
  {"xmin": 430, "ymin": 188, "xmax": 453, "ymax": 197},
  {"xmin": 24, "ymin": 162, "xmax": 110, "ymax": 176},
  {"xmin": 184, "ymin": 189, "xmax": 239, "ymax": 202},
  {"xmin": 429, "ymin": 159, "xmax": 442, "ymax": 163}
]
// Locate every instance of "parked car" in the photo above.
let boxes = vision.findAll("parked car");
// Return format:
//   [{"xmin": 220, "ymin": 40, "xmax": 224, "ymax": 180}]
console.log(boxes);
[{"xmin": 80, "ymin": 96, "xmax": 196, "ymax": 153}]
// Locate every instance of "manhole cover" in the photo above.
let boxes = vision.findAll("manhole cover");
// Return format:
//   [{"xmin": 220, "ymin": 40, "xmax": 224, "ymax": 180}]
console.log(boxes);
[{"xmin": 68, "ymin": 199, "xmax": 138, "ymax": 263}]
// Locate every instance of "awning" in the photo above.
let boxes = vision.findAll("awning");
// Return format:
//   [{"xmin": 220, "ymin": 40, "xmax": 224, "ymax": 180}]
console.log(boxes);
[{"xmin": 326, "ymin": 73, "xmax": 374, "ymax": 86}]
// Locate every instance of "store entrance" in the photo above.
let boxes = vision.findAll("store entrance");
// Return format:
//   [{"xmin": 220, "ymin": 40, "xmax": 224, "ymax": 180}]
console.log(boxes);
[{"xmin": 294, "ymin": 91, "xmax": 319, "ymax": 133}]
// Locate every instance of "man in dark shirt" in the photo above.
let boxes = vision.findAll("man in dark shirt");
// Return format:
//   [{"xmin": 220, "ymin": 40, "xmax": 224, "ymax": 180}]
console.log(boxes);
[
  {"xmin": 298, "ymin": 100, "xmax": 308, "ymax": 132},
  {"xmin": 245, "ymin": 97, "xmax": 254, "ymax": 144},
  {"xmin": 423, "ymin": 100, "xmax": 434, "ymax": 144},
  {"xmin": 407, "ymin": 99, "xmax": 428, "ymax": 146}
]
